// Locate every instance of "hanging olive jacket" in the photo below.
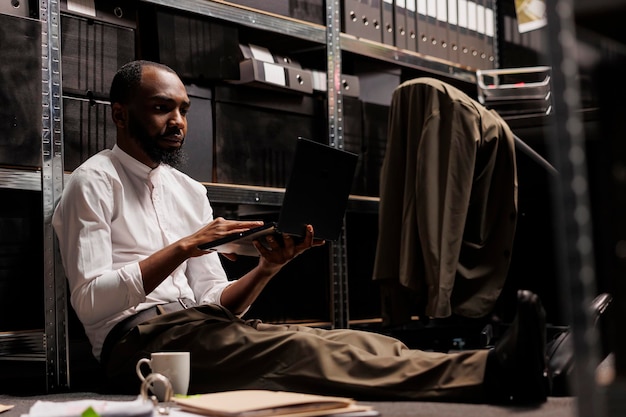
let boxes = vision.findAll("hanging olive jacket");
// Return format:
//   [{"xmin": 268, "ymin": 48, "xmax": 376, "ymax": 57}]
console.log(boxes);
[{"xmin": 373, "ymin": 77, "xmax": 518, "ymax": 319}]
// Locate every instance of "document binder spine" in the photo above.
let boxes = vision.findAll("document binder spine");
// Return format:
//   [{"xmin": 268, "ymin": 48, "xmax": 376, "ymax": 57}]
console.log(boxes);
[
  {"xmin": 425, "ymin": 0, "xmax": 438, "ymax": 57},
  {"xmin": 466, "ymin": 0, "xmax": 479, "ymax": 68},
  {"xmin": 435, "ymin": 0, "xmax": 448, "ymax": 60},
  {"xmin": 475, "ymin": 0, "xmax": 487, "ymax": 69},
  {"xmin": 416, "ymin": 0, "xmax": 428, "ymax": 55},
  {"xmin": 457, "ymin": 0, "xmax": 471, "ymax": 66},
  {"xmin": 343, "ymin": 0, "xmax": 364, "ymax": 39},
  {"xmin": 368, "ymin": 0, "xmax": 384, "ymax": 43},
  {"xmin": 484, "ymin": 0, "xmax": 496, "ymax": 68},
  {"xmin": 382, "ymin": 0, "xmax": 395, "ymax": 46},
  {"xmin": 394, "ymin": 0, "xmax": 407, "ymax": 49},
  {"xmin": 406, "ymin": 0, "xmax": 418, "ymax": 52},
  {"xmin": 447, "ymin": 0, "xmax": 459, "ymax": 64}
]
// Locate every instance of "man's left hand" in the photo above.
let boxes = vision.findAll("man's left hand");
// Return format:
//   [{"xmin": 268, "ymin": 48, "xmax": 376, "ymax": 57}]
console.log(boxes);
[{"xmin": 254, "ymin": 224, "xmax": 325, "ymax": 268}]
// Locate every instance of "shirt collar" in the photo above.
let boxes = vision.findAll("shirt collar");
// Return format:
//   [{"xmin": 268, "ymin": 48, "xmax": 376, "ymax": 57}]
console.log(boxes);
[{"xmin": 111, "ymin": 144, "xmax": 156, "ymax": 179}]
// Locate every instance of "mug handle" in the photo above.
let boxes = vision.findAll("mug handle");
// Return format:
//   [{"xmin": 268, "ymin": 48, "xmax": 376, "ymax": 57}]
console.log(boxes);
[{"xmin": 136, "ymin": 357, "xmax": 152, "ymax": 382}]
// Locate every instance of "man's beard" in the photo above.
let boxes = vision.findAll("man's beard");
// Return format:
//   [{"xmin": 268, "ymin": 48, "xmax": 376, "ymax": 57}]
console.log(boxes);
[{"xmin": 128, "ymin": 116, "xmax": 187, "ymax": 168}]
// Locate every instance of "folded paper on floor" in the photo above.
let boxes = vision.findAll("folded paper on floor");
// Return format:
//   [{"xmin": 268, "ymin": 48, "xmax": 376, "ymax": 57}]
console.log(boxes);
[{"xmin": 174, "ymin": 390, "xmax": 374, "ymax": 417}]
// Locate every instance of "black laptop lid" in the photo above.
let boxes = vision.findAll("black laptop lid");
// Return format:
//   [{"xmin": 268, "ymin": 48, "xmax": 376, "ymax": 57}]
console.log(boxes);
[
  {"xmin": 276, "ymin": 137, "xmax": 358, "ymax": 240},
  {"xmin": 197, "ymin": 137, "xmax": 358, "ymax": 256}
]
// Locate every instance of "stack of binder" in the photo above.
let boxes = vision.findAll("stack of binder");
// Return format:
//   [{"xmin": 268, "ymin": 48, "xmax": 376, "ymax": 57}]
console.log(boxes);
[
  {"xmin": 477, "ymin": 66, "xmax": 552, "ymax": 118},
  {"xmin": 342, "ymin": 0, "xmax": 385, "ymax": 44},
  {"xmin": 341, "ymin": 0, "xmax": 497, "ymax": 69}
]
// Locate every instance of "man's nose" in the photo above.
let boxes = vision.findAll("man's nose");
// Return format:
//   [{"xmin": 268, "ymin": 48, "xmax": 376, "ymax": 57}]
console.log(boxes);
[{"xmin": 170, "ymin": 109, "xmax": 185, "ymax": 126}]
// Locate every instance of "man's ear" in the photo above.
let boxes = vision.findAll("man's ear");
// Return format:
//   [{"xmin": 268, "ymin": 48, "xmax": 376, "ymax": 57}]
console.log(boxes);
[{"xmin": 111, "ymin": 103, "xmax": 127, "ymax": 128}]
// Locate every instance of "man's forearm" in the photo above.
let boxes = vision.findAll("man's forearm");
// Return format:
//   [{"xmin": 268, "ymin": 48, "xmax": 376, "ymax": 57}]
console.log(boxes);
[
  {"xmin": 139, "ymin": 239, "xmax": 196, "ymax": 294},
  {"xmin": 219, "ymin": 264, "xmax": 281, "ymax": 314}
]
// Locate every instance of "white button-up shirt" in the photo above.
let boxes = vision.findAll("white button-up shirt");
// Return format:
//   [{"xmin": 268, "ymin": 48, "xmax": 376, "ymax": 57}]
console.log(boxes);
[{"xmin": 53, "ymin": 145, "xmax": 231, "ymax": 360}]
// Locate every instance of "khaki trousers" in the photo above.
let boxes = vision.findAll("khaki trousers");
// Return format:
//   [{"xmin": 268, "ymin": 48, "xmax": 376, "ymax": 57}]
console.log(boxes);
[{"xmin": 106, "ymin": 305, "xmax": 489, "ymax": 402}]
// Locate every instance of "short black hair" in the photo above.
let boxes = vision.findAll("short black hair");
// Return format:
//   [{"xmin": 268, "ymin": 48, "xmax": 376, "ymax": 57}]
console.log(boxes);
[{"xmin": 109, "ymin": 60, "xmax": 177, "ymax": 105}]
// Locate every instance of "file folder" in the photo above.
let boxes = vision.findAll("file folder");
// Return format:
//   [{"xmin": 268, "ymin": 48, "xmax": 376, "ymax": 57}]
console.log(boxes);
[
  {"xmin": 475, "ymin": 0, "xmax": 487, "ymax": 69},
  {"xmin": 406, "ymin": 0, "xmax": 418, "ymax": 52},
  {"xmin": 425, "ymin": 0, "xmax": 438, "ymax": 57},
  {"xmin": 447, "ymin": 0, "xmax": 459, "ymax": 64},
  {"xmin": 368, "ymin": 0, "xmax": 384, "ymax": 43},
  {"xmin": 457, "ymin": 0, "xmax": 472, "ymax": 67},
  {"xmin": 435, "ymin": 0, "xmax": 448, "ymax": 60},
  {"xmin": 382, "ymin": 0, "xmax": 395, "ymax": 45},
  {"xmin": 343, "ymin": 0, "xmax": 368, "ymax": 39},
  {"xmin": 484, "ymin": 0, "xmax": 496, "ymax": 68},
  {"xmin": 416, "ymin": 0, "xmax": 430, "ymax": 56},
  {"xmin": 466, "ymin": 0, "xmax": 479, "ymax": 68},
  {"xmin": 394, "ymin": 0, "xmax": 407, "ymax": 49}
]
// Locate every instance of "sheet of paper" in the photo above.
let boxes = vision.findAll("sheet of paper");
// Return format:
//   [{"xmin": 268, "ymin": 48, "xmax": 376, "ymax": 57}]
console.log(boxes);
[{"xmin": 20, "ymin": 396, "xmax": 152, "ymax": 417}]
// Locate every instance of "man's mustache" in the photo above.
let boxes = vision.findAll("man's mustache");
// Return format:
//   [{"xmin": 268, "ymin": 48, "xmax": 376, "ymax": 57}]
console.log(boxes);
[{"xmin": 162, "ymin": 128, "xmax": 185, "ymax": 141}]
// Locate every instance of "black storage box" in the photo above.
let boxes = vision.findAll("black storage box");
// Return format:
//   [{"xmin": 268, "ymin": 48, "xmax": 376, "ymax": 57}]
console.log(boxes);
[
  {"xmin": 178, "ymin": 85, "xmax": 214, "ymax": 183},
  {"xmin": 60, "ymin": 1, "xmax": 137, "ymax": 98},
  {"xmin": 214, "ymin": 85, "xmax": 325, "ymax": 188},
  {"xmin": 342, "ymin": 96, "xmax": 367, "ymax": 196},
  {"xmin": 0, "ymin": 14, "xmax": 42, "ymax": 168},
  {"xmin": 143, "ymin": 6, "xmax": 241, "ymax": 83},
  {"xmin": 62, "ymin": 97, "xmax": 116, "ymax": 172},
  {"xmin": 361, "ymin": 101, "xmax": 389, "ymax": 197},
  {"xmin": 0, "ymin": 189, "xmax": 43, "ymax": 331}
]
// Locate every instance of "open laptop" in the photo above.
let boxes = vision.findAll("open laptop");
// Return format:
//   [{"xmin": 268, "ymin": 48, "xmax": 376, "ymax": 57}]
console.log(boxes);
[{"xmin": 198, "ymin": 137, "xmax": 358, "ymax": 256}]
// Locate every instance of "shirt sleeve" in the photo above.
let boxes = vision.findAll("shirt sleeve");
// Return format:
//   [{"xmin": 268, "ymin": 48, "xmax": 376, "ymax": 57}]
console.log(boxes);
[
  {"xmin": 183, "ymin": 187, "xmax": 233, "ymax": 305},
  {"xmin": 182, "ymin": 185, "xmax": 250, "ymax": 314},
  {"xmin": 52, "ymin": 169, "xmax": 146, "ymax": 326}
]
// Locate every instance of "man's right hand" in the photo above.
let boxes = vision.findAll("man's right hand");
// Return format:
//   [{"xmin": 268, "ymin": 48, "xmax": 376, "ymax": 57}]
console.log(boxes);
[{"xmin": 189, "ymin": 217, "xmax": 264, "ymax": 258}]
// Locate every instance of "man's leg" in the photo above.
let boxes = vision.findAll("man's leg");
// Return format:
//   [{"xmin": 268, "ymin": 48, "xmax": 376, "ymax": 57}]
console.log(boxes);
[
  {"xmin": 106, "ymin": 304, "xmax": 486, "ymax": 401},
  {"xmin": 105, "ymin": 292, "xmax": 547, "ymax": 404}
]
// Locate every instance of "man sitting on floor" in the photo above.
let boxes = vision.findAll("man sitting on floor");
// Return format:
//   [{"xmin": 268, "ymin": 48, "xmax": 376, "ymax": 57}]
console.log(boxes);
[{"xmin": 52, "ymin": 59, "xmax": 548, "ymax": 404}]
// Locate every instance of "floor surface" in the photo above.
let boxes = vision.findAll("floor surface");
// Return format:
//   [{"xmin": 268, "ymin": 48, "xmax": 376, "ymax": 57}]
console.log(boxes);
[{"xmin": 0, "ymin": 393, "xmax": 576, "ymax": 417}]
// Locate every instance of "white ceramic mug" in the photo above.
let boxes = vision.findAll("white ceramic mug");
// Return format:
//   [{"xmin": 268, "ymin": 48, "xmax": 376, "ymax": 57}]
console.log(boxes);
[{"xmin": 136, "ymin": 352, "xmax": 190, "ymax": 398}]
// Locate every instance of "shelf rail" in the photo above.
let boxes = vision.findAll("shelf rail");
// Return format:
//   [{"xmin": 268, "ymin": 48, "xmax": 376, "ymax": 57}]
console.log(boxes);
[{"xmin": 41, "ymin": 0, "xmax": 69, "ymax": 391}]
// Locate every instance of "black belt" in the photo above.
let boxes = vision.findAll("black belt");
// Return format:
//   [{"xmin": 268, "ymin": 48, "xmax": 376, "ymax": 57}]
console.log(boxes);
[{"xmin": 100, "ymin": 298, "xmax": 197, "ymax": 365}]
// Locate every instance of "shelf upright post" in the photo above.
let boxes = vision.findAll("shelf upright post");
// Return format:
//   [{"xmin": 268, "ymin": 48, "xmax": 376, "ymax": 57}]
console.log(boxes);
[
  {"xmin": 40, "ymin": 0, "xmax": 68, "ymax": 391},
  {"xmin": 544, "ymin": 1, "xmax": 605, "ymax": 416},
  {"xmin": 326, "ymin": 0, "xmax": 350, "ymax": 329}
]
